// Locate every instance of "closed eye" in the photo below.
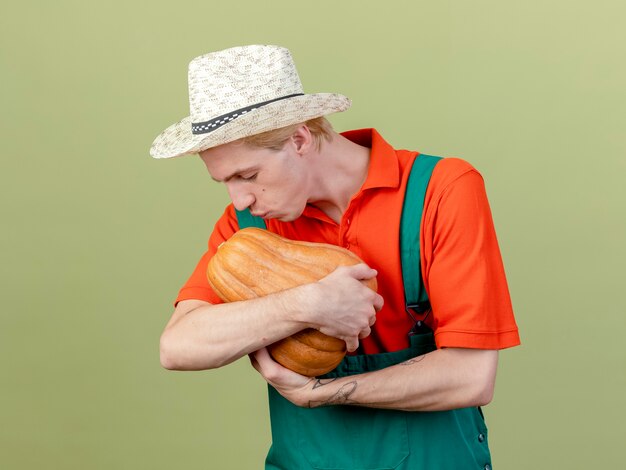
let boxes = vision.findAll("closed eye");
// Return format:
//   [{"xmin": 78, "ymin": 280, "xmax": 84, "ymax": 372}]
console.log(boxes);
[{"xmin": 240, "ymin": 173, "xmax": 257, "ymax": 181}]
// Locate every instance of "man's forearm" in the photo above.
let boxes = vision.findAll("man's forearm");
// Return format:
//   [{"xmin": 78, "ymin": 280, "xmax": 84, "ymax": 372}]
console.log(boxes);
[
  {"xmin": 301, "ymin": 348, "xmax": 498, "ymax": 412},
  {"xmin": 160, "ymin": 289, "xmax": 311, "ymax": 371}
]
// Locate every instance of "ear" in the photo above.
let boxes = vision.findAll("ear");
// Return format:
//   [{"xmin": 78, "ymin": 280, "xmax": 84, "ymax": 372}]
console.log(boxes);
[{"xmin": 290, "ymin": 124, "xmax": 314, "ymax": 155}]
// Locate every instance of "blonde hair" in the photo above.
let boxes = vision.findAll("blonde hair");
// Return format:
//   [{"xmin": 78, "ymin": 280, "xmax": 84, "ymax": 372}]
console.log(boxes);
[{"xmin": 241, "ymin": 116, "xmax": 334, "ymax": 151}]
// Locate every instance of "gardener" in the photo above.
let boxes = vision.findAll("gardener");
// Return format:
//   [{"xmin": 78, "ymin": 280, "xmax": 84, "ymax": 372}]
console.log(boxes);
[{"xmin": 151, "ymin": 44, "xmax": 520, "ymax": 470}]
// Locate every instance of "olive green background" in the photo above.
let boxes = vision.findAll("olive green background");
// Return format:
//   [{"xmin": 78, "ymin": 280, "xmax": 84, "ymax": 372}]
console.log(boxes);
[{"xmin": 2, "ymin": 0, "xmax": 624, "ymax": 468}]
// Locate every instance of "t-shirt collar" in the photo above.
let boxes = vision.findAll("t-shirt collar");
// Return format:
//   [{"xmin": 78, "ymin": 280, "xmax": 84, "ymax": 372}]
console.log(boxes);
[
  {"xmin": 300, "ymin": 128, "xmax": 399, "ymax": 222},
  {"xmin": 340, "ymin": 128, "xmax": 400, "ymax": 190}
]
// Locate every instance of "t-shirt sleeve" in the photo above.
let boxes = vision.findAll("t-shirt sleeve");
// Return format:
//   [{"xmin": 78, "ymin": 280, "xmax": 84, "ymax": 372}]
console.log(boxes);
[
  {"xmin": 423, "ymin": 161, "xmax": 520, "ymax": 350},
  {"xmin": 174, "ymin": 205, "xmax": 239, "ymax": 307}
]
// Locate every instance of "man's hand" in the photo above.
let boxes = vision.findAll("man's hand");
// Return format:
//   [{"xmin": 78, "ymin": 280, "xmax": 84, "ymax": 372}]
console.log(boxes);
[
  {"xmin": 249, "ymin": 348, "xmax": 314, "ymax": 407},
  {"xmin": 303, "ymin": 264, "xmax": 383, "ymax": 352}
]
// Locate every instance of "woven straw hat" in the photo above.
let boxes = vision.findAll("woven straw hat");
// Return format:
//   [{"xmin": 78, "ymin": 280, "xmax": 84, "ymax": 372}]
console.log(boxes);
[{"xmin": 150, "ymin": 45, "xmax": 351, "ymax": 159}]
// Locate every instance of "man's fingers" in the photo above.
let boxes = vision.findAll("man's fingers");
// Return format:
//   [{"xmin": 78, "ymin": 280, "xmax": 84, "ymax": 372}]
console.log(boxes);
[
  {"xmin": 345, "ymin": 337, "xmax": 359, "ymax": 353},
  {"xmin": 341, "ymin": 263, "xmax": 377, "ymax": 280},
  {"xmin": 249, "ymin": 348, "xmax": 270, "ymax": 373},
  {"xmin": 358, "ymin": 326, "xmax": 372, "ymax": 339},
  {"xmin": 373, "ymin": 293, "xmax": 384, "ymax": 311},
  {"xmin": 250, "ymin": 348, "xmax": 289, "ymax": 383}
]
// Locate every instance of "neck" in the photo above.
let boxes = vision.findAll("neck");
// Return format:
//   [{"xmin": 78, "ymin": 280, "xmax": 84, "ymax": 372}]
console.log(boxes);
[{"xmin": 306, "ymin": 132, "xmax": 371, "ymax": 224}]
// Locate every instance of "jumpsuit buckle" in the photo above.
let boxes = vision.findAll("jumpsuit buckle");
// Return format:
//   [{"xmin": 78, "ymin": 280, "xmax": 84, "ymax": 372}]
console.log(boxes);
[{"xmin": 405, "ymin": 302, "xmax": 431, "ymax": 336}]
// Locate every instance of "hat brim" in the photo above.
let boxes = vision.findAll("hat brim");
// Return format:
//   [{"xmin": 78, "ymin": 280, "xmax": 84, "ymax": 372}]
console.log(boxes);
[{"xmin": 150, "ymin": 93, "xmax": 350, "ymax": 159}]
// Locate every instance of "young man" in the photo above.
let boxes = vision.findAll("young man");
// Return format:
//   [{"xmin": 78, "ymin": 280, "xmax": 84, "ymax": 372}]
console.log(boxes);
[{"xmin": 151, "ymin": 44, "xmax": 520, "ymax": 469}]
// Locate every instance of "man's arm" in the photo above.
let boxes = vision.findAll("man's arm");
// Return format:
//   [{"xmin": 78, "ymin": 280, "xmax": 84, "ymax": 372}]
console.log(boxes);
[
  {"xmin": 160, "ymin": 264, "xmax": 383, "ymax": 371},
  {"xmin": 250, "ymin": 346, "xmax": 498, "ymax": 411},
  {"xmin": 160, "ymin": 295, "xmax": 306, "ymax": 371}
]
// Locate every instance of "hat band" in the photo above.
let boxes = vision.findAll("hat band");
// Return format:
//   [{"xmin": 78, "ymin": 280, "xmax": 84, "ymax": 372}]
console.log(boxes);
[{"xmin": 191, "ymin": 93, "xmax": 304, "ymax": 135}]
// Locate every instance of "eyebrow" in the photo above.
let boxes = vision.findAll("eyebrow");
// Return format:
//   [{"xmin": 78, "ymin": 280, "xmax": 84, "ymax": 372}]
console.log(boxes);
[{"xmin": 211, "ymin": 167, "xmax": 258, "ymax": 183}]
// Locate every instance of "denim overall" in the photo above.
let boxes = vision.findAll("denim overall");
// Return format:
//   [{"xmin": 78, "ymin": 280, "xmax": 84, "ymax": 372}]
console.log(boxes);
[{"xmin": 236, "ymin": 154, "xmax": 493, "ymax": 470}]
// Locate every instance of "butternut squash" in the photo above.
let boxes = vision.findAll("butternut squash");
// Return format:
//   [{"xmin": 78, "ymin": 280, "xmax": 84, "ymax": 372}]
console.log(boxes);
[{"xmin": 207, "ymin": 227, "xmax": 377, "ymax": 376}]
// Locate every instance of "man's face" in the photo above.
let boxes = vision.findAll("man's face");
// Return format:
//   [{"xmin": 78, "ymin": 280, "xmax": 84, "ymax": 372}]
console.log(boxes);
[{"xmin": 199, "ymin": 140, "xmax": 310, "ymax": 222}]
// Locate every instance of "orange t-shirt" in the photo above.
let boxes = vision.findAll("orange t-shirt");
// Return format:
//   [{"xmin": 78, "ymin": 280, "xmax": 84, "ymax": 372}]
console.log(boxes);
[{"xmin": 175, "ymin": 129, "xmax": 520, "ymax": 353}]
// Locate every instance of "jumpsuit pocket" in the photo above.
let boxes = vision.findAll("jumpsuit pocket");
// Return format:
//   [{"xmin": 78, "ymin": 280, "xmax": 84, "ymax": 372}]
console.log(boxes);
[{"xmin": 297, "ymin": 405, "xmax": 410, "ymax": 470}]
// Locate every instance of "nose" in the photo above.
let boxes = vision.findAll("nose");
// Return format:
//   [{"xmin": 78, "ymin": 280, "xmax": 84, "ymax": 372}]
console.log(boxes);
[{"xmin": 227, "ymin": 184, "xmax": 255, "ymax": 211}]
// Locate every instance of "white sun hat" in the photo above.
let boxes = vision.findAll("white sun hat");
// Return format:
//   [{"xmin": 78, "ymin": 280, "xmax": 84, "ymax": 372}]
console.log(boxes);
[{"xmin": 150, "ymin": 45, "xmax": 351, "ymax": 159}]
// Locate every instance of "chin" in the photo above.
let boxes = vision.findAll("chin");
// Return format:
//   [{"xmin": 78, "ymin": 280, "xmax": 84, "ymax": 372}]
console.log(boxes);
[
  {"xmin": 276, "ymin": 212, "xmax": 301, "ymax": 222},
  {"xmin": 270, "ymin": 205, "xmax": 305, "ymax": 223}
]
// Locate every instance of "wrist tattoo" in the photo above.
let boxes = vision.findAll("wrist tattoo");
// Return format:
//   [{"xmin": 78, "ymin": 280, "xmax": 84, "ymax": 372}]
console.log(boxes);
[
  {"xmin": 312, "ymin": 378, "xmax": 338, "ymax": 389},
  {"xmin": 399, "ymin": 355, "xmax": 426, "ymax": 366},
  {"xmin": 308, "ymin": 381, "xmax": 358, "ymax": 408}
]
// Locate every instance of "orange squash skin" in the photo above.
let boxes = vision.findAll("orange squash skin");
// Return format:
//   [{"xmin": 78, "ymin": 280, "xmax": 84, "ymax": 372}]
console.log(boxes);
[{"xmin": 206, "ymin": 227, "xmax": 377, "ymax": 376}]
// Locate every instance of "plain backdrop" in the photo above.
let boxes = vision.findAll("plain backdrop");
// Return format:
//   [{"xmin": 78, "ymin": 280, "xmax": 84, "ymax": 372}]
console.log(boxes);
[{"xmin": 1, "ymin": 1, "xmax": 625, "ymax": 468}]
